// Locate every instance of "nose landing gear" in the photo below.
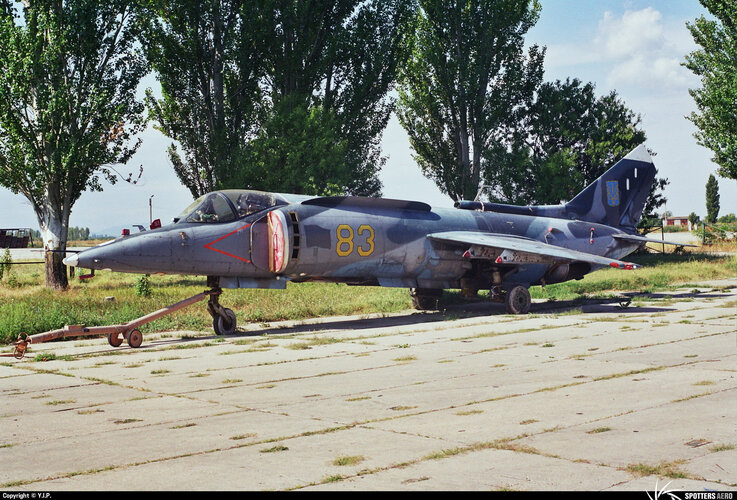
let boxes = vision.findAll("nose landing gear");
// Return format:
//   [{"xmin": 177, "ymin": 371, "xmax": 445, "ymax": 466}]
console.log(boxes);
[{"xmin": 206, "ymin": 277, "xmax": 237, "ymax": 335}]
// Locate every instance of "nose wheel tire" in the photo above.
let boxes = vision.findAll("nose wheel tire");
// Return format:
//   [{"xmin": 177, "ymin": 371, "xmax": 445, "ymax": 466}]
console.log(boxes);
[
  {"xmin": 127, "ymin": 329, "xmax": 143, "ymax": 348},
  {"xmin": 213, "ymin": 308, "xmax": 237, "ymax": 335},
  {"xmin": 505, "ymin": 285, "xmax": 531, "ymax": 315}
]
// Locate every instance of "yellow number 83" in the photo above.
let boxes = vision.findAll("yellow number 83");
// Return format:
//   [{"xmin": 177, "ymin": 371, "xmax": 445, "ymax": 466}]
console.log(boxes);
[{"xmin": 336, "ymin": 224, "xmax": 375, "ymax": 257}]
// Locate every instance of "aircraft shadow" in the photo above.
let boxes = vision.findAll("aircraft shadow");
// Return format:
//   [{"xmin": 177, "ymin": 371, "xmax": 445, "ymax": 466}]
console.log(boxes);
[
  {"xmin": 218, "ymin": 296, "xmax": 677, "ymax": 339},
  {"xmin": 69, "ymin": 290, "xmax": 725, "ymax": 355}
]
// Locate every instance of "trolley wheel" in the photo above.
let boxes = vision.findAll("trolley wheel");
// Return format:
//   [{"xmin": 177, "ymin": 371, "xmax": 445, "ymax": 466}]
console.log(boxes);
[
  {"xmin": 127, "ymin": 329, "xmax": 143, "ymax": 348},
  {"xmin": 505, "ymin": 285, "xmax": 531, "ymax": 314},
  {"xmin": 213, "ymin": 308, "xmax": 237, "ymax": 335},
  {"xmin": 108, "ymin": 332, "xmax": 123, "ymax": 347}
]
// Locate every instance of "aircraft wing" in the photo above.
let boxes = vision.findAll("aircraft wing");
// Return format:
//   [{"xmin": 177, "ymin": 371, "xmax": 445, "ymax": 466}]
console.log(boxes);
[
  {"xmin": 612, "ymin": 233, "xmax": 698, "ymax": 247},
  {"xmin": 427, "ymin": 231, "xmax": 639, "ymax": 269}
]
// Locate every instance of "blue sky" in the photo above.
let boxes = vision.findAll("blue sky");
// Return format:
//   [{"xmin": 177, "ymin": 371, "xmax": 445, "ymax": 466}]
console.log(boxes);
[{"xmin": 1, "ymin": 0, "xmax": 734, "ymax": 235}]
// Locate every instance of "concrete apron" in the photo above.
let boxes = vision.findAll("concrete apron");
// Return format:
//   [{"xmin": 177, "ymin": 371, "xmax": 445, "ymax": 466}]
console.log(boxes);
[{"xmin": 1, "ymin": 278, "xmax": 735, "ymax": 491}]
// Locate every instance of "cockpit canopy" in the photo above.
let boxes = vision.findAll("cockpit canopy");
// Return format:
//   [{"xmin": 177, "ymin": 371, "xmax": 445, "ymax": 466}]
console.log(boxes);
[{"xmin": 175, "ymin": 190, "xmax": 289, "ymax": 224}]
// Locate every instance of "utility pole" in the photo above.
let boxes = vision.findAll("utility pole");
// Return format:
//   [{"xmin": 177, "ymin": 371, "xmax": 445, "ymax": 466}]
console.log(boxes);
[{"xmin": 149, "ymin": 195, "xmax": 154, "ymax": 225}]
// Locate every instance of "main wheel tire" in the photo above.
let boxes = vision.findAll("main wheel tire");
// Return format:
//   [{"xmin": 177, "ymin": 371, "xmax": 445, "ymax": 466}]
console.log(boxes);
[
  {"xmin": 127, "ymin": 329, "xmax": 143, "ymax": 348},
  {"xmin": 214, "ymin": 308, "xmax": 237, "ymax": 335},
  {"xmin": 108, "ymin": 332, "xmax": 123, "ymax": 347},
  {"xmin": 505, "ymin": 285, "xmax": 531, "ymax": 314}
]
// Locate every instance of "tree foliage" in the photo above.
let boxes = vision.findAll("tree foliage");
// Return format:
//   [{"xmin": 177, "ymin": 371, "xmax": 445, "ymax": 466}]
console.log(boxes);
[
  {"xmin": 142, "ymin": 0, "xmax": 270, "ymax": 198},
  {"xmin": 685, "ymin": 0, "xmax": 737, "ymax": 180},
  {"xmin": 249, "ymin": 0, "xmax": 414, "ymax": 197},
  {"xmin": 0, "ymin": 0, "xmax": 147, "ymax": 288},
  {"xmin": 397, "ymin": 0, "xmax": 545, "ymax": 201},
  {"xmin": 705, "ymin": 173, "xmax": 720, "ymax": 223},
  {"xmin": 483, "ymin": 78, "xmax": 668, "ymax": 223},
  {"xmin": 144, "ymin": 0, "xmax": 414, "ymax": 198}
]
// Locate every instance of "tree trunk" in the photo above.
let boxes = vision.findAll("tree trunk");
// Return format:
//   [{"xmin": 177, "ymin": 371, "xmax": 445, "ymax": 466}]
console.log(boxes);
[{"xmin": 39, "ymin": 209, "xmax": 69, "ymax": 290}]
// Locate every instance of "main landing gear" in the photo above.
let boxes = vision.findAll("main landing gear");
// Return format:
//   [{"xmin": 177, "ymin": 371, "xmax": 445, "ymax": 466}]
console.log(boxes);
[
  {"xmin": 491, "ymin": 285, "xmax": 532, "ymax": 315},
  {"xmin": 411, "ymin": 285, "xmax": 531, "ymax": 315}
]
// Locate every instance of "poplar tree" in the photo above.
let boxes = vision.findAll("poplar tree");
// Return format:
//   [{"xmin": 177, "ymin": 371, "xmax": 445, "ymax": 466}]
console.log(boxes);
[
  {"xmin": 0, "ymin": 0, "xmax": 147, "ymax": 289},
  {"xmin": 685, "ymin": 0, "xmax": 737, "ymax": 180},
  {"xmin": 397, "ymin": 0, "xmax": 544, "ymax": 201},
  {"xmin": 705, "ymin": 174, "xmax": 720, "ymax": 223}
]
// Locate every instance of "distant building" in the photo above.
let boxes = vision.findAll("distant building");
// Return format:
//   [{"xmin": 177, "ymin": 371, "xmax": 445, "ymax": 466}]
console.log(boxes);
[
  {"xmin": 0, "ymin": 228, "xmax": 33, "ymax": 248},
  {"xmin": 663, "ymin": 216, "xmax": 694, "ymax": 230}
]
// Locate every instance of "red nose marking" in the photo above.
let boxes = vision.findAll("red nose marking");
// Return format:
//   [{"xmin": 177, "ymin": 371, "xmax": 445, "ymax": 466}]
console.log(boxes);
[{"xmin": 204, "ymin": 224, "xmax": 252, "ymax": 263}]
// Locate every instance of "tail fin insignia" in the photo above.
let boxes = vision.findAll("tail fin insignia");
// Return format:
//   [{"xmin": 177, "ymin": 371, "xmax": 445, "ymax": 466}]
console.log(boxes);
[{"xmin": 606, "ymin": 181, "xmax": 620, "ymax": 207}]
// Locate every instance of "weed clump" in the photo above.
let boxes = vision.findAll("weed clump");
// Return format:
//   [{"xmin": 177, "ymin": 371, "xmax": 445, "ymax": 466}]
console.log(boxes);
[{"xmin": 135, "ymin": 275, "xmax": 152, "ymax": 297}]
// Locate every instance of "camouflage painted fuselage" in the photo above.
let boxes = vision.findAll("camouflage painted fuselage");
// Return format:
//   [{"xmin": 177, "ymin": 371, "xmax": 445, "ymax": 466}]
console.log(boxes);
[
  {"xmin": 68, "ymin": 145, "xmax": 657, "ymax": 292},
  {"xmin": 70, "ymin": 199, "xmax": 640, "ymax": 291}
]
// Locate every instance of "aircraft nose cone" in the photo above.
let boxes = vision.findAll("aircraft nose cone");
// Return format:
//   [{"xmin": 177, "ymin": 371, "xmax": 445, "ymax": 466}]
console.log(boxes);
[{"xmin": 62, "ymin": 253, "xmax": 79, "ymax": 267}]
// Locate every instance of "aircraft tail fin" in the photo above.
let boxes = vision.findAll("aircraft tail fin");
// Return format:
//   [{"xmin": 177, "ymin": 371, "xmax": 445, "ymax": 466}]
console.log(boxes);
[{"xmin": 564, "ymin": 144, "xmax": 656, "ymax": 232}]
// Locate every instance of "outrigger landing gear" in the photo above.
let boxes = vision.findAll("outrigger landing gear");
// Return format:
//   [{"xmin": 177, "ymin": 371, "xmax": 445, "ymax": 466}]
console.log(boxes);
[
  {"xmin": 410, "ymin": 288, "xmax": 442, "ymax": 310},
  {"xmin": 206, "ymin": 277, "xmax": 237, "ymax": 335}
]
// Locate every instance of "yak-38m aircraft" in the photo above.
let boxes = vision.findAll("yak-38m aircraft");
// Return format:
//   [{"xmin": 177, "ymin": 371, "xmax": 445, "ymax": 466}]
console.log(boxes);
[{"xmin": 63, "ymin": 144, "xmax": 687, "ymax": 335}]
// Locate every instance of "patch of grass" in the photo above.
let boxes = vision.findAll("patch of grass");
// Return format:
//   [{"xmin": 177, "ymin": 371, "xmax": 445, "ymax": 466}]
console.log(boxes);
[
  {"xmin": 332, "ymin": 455, "xmax": 365, "ymax": 466},
  {"xmin": 323, "ymin": 474, "xmax": 346, "ymax": 483},
  {"xmin": 541, "ymin": 343, "xmax": 555, "ymax": 348},
  {"xmin": 519, "ymin": 419, "xmax": 538, "ymax": 425},
  {"xmin": 693, "ymin": 380, "xmax": 716, "ymax": 386},
  {"xmin": 286, "ymin": 336, "xmax": 343, "ymax": 350},
  {"xmin": 5, "ymin": 254, "xmax": 734, "ymax": 346},
  {"xmin": 390, "ymin": 405, "xmax": 417, "ymax": 411},
  {"xmin": 222, "ymin": 378, "xmax": 243, "ymax": 384},
  {"xmin": 346, "ymin": 396, "xmax": 371, "ymax": 402},
  {"xmin": 0, "ymin": 443, "xmax": 13, "ymax": 448},
  {"xmin": 456, "ymin": 409, "xmax": 483, "ymax": 416},
  {"xmin": 77, "ymin": 408, "xmax": 104, "ymax": 415},
  {"xmin": 151, "ymin": 369, "xmax": 171, "ymax": 375},
  {"xmin": 624, "ymin": 461, "xmax": 690, "ymax": 479},
  {"xmin": 169, "ymin": 423, "xmax": 196, "ymax": 429},
  {"xmin": 587, "ymin": 427, "xmax": 612, "ymax": 434},
  {"xmin": 32, "ymin": 353, "xmax": 74, "ymax": 362},
  {"xmin": 708, "ymin": 443, "xmax": 734, "ymax": 453},
  {"xmin": 393, "ymin": 355, "xmax": 417, "ymax": 362},
  {"xmin": 189, "ymin": 373, "xmax": 210, "ymax": 378},
  {"xmin": 672, "ymin": 391, "xmax": 714, "ymax": 403},
  {"xmin": 260, "ymin": 444, "xmax": 288, "ymax": 453},
  {"xmin": 230, "ymin": 433, "xmax": 257, "ymax": 441},
  {"xmin": 113, "ymin": 418, "xmax": 143, "ymax": 424},
  {"xmin": 46, "ymin": 399, "xmax": 75, "ymax": 406}
]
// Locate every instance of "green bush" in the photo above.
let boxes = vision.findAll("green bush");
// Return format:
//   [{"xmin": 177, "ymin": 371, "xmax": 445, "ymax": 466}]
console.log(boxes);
[
  {"xmin": 0, "ymin": 248, "xmax": 11, "ymax": 278},
  {"xmin": 135, "ymin": 275, "xmax": 152, "ymax": 297}
]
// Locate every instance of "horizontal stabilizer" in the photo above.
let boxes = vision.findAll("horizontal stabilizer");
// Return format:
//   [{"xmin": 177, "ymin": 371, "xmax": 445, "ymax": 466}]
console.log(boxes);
[
  {"xmin": 428, "ymin": 231, "xmax": 639, "ymax": 269},
  {"xmin": 612, "ymin": 233, "xmax": 698, "ymax": 247}
]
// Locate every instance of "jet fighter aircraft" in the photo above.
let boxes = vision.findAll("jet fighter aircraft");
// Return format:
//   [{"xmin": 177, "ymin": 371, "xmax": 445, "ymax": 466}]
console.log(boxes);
[{"xmin": 63, "ymin": 145, "xmax": 685, "ymax": 335}]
